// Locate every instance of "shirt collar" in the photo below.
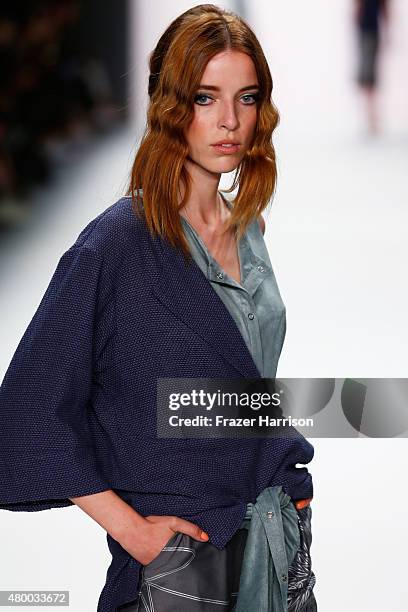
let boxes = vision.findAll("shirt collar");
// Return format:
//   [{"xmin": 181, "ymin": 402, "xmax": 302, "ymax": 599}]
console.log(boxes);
[{"xmin": 180, "ymin": 209, "xmax": 271, "ymax": 296}]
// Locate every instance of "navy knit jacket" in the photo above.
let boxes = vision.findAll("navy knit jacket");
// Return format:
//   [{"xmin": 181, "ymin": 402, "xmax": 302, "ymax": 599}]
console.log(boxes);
[{"xmin": 0, "ymin": 196, "xmax": 314, "ymax": 611}]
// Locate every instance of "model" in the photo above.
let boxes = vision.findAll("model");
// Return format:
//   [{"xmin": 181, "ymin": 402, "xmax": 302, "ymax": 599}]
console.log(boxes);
[
  {"xmin": 354, "ymin": 0, "xmax": 390, "ymax": 133},
  {"xmin": 0, "ymin": 5, "xmax": 317, "ymax": 611}
]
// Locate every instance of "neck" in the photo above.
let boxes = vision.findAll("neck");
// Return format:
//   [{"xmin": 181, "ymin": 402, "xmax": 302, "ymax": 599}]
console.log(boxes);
[{"xmin": 179, "ymin": 159, "xmax": 229, "ymax": 229}]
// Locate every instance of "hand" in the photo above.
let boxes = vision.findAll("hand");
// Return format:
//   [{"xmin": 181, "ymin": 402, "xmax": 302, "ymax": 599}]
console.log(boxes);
[{"xmin": 117, "ymin": 514, "xmax": 210, "ymax": 566}]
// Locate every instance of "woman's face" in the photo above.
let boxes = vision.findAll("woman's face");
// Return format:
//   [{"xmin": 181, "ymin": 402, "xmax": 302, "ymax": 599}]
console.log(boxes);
[{"xmin": 184, "ymin": 50, "xmax": 259, "ymax": 176}]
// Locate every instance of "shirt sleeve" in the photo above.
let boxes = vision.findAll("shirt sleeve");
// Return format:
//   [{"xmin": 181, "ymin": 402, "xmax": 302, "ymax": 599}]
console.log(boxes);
[{"xmin": 0, "ymin": 244, "xmax": 114, "ymax": 511}]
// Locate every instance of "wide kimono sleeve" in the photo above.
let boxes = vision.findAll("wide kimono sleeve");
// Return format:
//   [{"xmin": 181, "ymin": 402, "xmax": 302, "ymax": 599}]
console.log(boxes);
[{"xmin": 0, "ymin": 244, "xmax": 114, "ymax": 511}]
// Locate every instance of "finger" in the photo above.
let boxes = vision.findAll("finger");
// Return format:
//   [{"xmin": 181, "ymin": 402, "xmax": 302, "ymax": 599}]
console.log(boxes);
[{"xmin": 172, "ymin": 518, "xmax": 209, "ymax": 541}]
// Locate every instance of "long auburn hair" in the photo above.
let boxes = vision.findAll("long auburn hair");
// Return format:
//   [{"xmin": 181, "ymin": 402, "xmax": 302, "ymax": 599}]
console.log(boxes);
[{"xmin": 126, "ymin": 3, "xmax": 280, "ymax": 260}]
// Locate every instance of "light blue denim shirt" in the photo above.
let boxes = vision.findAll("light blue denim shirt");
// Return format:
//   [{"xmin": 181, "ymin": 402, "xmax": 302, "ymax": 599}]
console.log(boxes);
[
  {"xmin": 181, "ymin": 196, "xmax": 301, "ymax": 611},
  {"xmin": 180, "ymin": 193, "xmax": 286, "ymax": 378},
  {"xmin": 235, "ymin": 485, "xmax": 301, "ymax": 612}
]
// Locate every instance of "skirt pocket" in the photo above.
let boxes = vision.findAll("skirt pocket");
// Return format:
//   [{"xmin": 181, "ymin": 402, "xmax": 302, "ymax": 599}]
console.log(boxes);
[{"xmin": 142, "ymin": 531, "xmax": 182, "ymax": 571}]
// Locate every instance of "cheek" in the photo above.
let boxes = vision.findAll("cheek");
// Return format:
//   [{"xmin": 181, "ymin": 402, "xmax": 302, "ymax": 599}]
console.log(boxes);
[
  {"xmin": 186, "ymin": 108, "xmax": 214, "ymax": 140},
  {"xmin": 242, "ymin": 110, "xmax": 258, "ymax": 142},
  {"xmin": 185, "ymin": 118, "xmax": 211, "ymax": 155},
  {"xmin": 185, "ymin": 124, "xmax": 198, "ymax": 150}
]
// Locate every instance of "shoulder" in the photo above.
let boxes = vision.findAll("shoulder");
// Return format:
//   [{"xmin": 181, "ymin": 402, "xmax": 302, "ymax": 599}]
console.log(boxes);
[
  {"xmin": 258, "ymin": 214, "xmax": 266, "ymax": 236},
  {"xmin": 70, "ymin": 196, "xmax": 149, "ymax": 265},
  {"xmin": 222, "ymin": 192, "xmax": 265, "ymax": 236}
]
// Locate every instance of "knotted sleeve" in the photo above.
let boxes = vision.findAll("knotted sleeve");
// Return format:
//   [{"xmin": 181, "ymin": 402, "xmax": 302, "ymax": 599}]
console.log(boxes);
[{"xmin": 0, "ymin": 245, "xmax": 114, "ymax": 511}]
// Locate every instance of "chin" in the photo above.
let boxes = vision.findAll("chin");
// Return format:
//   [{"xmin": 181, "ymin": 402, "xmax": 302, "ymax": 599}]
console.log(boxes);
[
  {"xmin": 189, "ymin": 155, "xmax": 243, "ymax": 175},
  {"xmin": 206, "ymin": 160, "xmax": 242, "ymax": 174}
]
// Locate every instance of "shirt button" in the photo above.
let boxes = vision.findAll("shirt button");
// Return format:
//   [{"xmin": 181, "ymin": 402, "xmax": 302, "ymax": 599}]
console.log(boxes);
[
  {"xmin": 266, "ymin": 511, "xmax": 274, "ymax": 519},
  {"xmin": 257, "ymin": 265, "xmax": 265, "ymax": 272},
  {"xmin": 248, "ymin": 313, "xmax": 254, "ymax": 320},
  {"xmin": 281, "ymin": 574, "xmax": 287, "ymax": 582},
  {"xmin": 216, "ymin": 272, "xmax": 223, "ymax": 279}
]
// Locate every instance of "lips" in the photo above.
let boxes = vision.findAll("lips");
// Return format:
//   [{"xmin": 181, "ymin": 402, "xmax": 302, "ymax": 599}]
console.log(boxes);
[
  {"xmin": 212, "ymin": 141, "xmax": 240, "ymax": 146},
  {"xmin": 211, "ymin": 142, "xmax": 241, "ymax": 154}
]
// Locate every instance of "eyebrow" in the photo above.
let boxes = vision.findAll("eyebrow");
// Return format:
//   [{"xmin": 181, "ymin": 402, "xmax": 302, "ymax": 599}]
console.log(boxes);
[{"xmin": 197, "ymin": 84, "xmax": 260, "ymax": 92}]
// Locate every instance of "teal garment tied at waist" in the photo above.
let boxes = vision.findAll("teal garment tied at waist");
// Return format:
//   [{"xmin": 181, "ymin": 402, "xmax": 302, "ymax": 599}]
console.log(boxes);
[{"xmin": 234, "ymin": 485, "xmax": 300, "ymax": 612}]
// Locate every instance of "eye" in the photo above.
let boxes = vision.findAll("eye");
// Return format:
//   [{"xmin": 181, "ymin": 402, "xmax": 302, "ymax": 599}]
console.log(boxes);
[
  {"xmin": 194, "ymin": 93, "xmax": 213, "ymax": 105},
  {"xmin": 241, "ymin": 93, "xmax": 259, "ymax": 105}
]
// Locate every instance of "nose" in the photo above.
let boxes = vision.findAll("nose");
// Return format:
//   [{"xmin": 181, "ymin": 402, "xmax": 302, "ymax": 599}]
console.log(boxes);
[{"xmin": 217, "ymin": 100, "xmax": 239, "ymax": 131}]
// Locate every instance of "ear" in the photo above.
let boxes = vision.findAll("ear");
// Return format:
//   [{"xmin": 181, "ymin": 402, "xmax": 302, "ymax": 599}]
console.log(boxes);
[{"xmin": 258, "ymin": 213, "xmax": 265, "ymax": 236}]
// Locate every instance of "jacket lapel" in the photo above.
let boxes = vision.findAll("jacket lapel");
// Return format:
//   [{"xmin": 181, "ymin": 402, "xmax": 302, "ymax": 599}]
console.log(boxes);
[{"xmin": 150, "ymin": 238, "xmax": 261, "ymax": 379}]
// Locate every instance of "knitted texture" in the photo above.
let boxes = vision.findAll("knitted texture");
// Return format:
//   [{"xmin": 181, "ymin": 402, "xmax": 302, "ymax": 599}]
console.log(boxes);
[{"xmin": 0, "ymin": 196, "xmax": 314, "ymax": 611}]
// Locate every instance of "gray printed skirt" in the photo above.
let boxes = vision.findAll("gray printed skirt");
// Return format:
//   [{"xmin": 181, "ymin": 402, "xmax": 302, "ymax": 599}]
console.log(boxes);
[{"xmin": 118, "ymin": 503, "xmax": 317, "ymax": 612}]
